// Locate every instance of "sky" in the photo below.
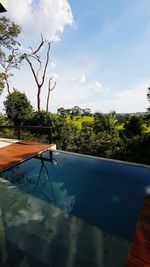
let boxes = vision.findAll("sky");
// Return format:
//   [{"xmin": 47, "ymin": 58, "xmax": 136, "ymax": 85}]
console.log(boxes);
[{"xmin": 1, "ymin": 0, "xmax": 150, "ymax": 113}]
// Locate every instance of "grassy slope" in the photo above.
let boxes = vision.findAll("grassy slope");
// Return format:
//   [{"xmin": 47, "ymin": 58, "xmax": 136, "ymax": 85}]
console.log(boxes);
[{"xmin": 66, "ymin": 115, "xmax": 94, "ymax": 130}]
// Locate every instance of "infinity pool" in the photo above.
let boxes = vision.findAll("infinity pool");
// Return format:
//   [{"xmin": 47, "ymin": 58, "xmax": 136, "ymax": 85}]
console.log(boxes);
[{"xmin": 0, "ymin": 150, "xmax": 150, "ymax": 267}]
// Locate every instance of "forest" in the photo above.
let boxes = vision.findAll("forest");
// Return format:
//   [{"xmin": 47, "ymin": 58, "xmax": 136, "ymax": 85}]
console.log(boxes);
[{"xmin": 0, "ymin": 97, "xmax": 150, "ymax": 165}]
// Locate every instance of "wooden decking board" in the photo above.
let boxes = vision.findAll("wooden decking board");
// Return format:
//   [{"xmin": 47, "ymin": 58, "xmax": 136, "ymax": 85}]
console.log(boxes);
[
  {"xmin": 0, "ymin": 141, "xmax": 53, "ymax": 170},
  {"xmin": 126, "ymin": 195, "xmax": 150, "ymax": 267}
]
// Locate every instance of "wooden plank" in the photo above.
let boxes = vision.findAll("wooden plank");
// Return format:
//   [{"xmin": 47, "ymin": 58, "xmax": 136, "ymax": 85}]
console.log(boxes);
[
  {"xmin": 126, "ymin": 195, "xmax": 150, "ymax": 267},
  {"xmin": 0, "ymin": 141, "xmax": 54, "ymax": 170}
]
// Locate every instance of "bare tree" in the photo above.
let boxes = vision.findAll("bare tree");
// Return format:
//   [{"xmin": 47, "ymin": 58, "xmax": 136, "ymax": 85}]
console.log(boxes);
[
  {"xmin": 21, "ymin": 36, "xmax": 55, "ymax": 111},
  {"xmin": 46, "ymin": 77, "xmax": 56, "ymax": 112}
]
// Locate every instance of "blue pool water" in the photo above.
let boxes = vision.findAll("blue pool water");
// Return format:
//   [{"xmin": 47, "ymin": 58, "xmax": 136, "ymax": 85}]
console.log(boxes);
[{"xmin": 1, "ymin": 150, "xmax": 150, "ymax": 242}]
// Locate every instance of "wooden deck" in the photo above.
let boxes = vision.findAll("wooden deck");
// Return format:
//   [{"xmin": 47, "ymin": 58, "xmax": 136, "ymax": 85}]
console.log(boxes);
[
  {"xmin": 126, "ymin": 195, "xmax": 150, "ymax": 267},
  {"xmin": 0, "ymin": 140, "xmax": 54, "ymax": 170}
]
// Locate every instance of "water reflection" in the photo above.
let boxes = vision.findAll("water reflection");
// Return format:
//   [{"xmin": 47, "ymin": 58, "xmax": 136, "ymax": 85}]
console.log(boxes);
[
  {"xmin": 0, "ymin": 178, "xmax": 130, "ymax": 267},
  {"xmin": 145, "ymin": 185, "xmax": 150, "ymax": 195},
  {"xmin": 3, "ymin": 151, "xmax": 75, "ymax": 213},
  {"xmin": 2, "ymin": 150, "xmax": 149, "ymax": 241}
]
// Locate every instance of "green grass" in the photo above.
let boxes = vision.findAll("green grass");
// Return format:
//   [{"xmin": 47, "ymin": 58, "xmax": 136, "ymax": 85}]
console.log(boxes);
[{"xmin": 66, "ymin": 115, "xmax": 94, "ymax": 130}]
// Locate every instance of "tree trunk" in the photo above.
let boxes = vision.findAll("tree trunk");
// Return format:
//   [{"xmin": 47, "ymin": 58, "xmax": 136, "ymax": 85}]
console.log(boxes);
[
  {"xmin": 46, "ymin": 89, "xmax": 51, "ymax": 112},
  {"xmin": 37, "ymin": 88, "xmax": 41, "ymax": 111},
  {"xmin": 46, "ymin": 79, "xmax": 56, "ymax": 112}
]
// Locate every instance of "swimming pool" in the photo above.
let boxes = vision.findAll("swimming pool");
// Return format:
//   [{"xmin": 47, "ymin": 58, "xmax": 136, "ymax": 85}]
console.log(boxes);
[{"xmin": 0, "ymin": 150, "xmax": 150, "ymax": 266}]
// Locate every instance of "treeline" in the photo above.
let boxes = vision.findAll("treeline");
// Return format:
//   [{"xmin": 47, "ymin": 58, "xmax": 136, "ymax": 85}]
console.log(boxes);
[
  {"xmin": 57, "ymin": 107, "xmax": 92, "ymax": 116},
  {"xmin": 0, "ymin": 90, "xmax": 150, "ymax": 165}
]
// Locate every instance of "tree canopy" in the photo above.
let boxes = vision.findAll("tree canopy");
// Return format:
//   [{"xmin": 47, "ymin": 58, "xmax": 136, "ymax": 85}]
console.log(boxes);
[
  {"xmin": 0, "ymin": 17, "xmax": 21, "ymax": 94},
  {"xmin": 4, "ymin": 90, "xmax": 33, "ymax": 126}
]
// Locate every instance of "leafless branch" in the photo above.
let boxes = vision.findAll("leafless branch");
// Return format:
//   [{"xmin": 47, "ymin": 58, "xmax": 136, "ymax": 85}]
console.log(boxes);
[
  {"xmin": 32, "ymin": 34, "xmax": 44, "ymax": 55},
  {"xmin": 24, "ymin": 54, "xmax": 40, "ymax": 89},
  {"xmin": 21, "ymin": 35, "xmax": 52, "ymax": 111},
  {"xmin": 46, "ymin": 78, "xmax": 56, "ymax": 112},
  {"xmin": 41, "ymin": 42, "xmax": 51, "ymax": 87}
]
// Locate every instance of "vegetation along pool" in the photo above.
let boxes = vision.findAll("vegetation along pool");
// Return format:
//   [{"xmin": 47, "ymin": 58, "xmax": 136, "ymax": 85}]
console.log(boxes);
[{"xmin": 0, "ymin": 150, "xmax": 150, "ymax": 267}]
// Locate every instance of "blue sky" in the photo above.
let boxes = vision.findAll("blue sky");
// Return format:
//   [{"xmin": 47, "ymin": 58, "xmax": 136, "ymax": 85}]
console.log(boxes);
[{"xmin": 1, "ymin": 0, "xmax": 150, "ymax": 113}]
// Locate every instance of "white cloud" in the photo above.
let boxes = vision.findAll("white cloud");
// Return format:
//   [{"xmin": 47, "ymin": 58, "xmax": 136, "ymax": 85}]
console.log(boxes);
[
  {"xmin": 0, "ymin": 43, "xmax": 148, "ymax": 114},
  {"xmin": 51, "ymin": 73, "xmax": 58, "ymax": 80},
  {"xmin": 88, "ymin": 81, "xmax": 107, "ymax": 93},
  {"xmin": 95, "ymin": 81, "xmax": 102, "ymax": 89},
  {"xmin": 18, "ymin": 45, "xmax": 31, "ymax": 53},
  {"xmin": 79, "ymin": 74, "xmax": 86, "ymax": 84},
  {"xmin": 73, "ymin": 73, "xmax": 86, "ymax": 84},
  {"xmin": 83, "ymin": 82, "xmax": 149, "ymax": 113},
  {"xmin": 47, "ymin": 73, "xmax": 58, "ymax": 80},
  {"xmin": 7, "ymin": 0, "xmax": 74, "ymax": 41},
  {"xmin": 50, "ymin": 62, "xmax": 56, "ymax": 69}
]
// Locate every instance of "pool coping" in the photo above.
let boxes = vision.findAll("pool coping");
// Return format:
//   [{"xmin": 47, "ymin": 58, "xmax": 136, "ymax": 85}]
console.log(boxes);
[
  {"xmin": 0, "ymin": 138, "xmax": 19, "ymax": 148},
  {"xmin": 0, "ymin": 148, "xmax": 149, "ymax": 175},
  {"xmin": 53, "ymin": 149, "xmax": 150, "ymax": 169}
]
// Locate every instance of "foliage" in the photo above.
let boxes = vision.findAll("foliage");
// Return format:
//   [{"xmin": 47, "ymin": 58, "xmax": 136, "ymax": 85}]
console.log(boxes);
[
  {"xmin": 29, "ymin": 110, "xmax": 53, "ymax": 126},
  {"xmin": 0, "ymin": 17, "xmax": 21, "ymax": 49},
  {"xmin": 0, "ymin": 73, "xmax": 5, "ymax": 94},
  {"xmin": 0, "ymin": 114, "xmax": 14, "ymax": 138},
  {"xmin": 57, "ymin": 107, "xmax": 68, "ymax": 117},
  {"xmin": 66, "ymin": 115, "xmax": 94, "ymax": 130},
  {"xmin": 1, "ymin": 100, "xmax": 150, "ymax": 164},
  {"xmin": 123, "ymin": 116, "xmax": 143, "ymax": 138},
  {"xmin": 70, "ymin": 106, "xmax": 82, "ymax": 116},
  {"xmin": 57, "ymin": 107, "xmax": 91, "ymax": 117},
  {"xmin": 52, "ymin": 117, "xmax": 79, "ymax": 151},
  {"xmin": 118, "ymin": 134, "xmax": 150, "ymax": 164},
  {"xmin": 4, "ymin": 90, "xmax": 33, "ymax": 126},
  {"xmin": 0, "ymin": 115, "xmax": 8, "ymax": 126},
  {"xmin": 93, "ymin": 112, "xmax": 117, "ymax": 134},
  {"xmin": 0, "ymin": 17, "xmax": 21, "ymax": 94},
  {"xmin": 147, "ymin": 87, "xmax": 150, "ymax": 111},
  {"xmin": 74, "ymin": 121, "xmax": 121, "ymax": 158}
]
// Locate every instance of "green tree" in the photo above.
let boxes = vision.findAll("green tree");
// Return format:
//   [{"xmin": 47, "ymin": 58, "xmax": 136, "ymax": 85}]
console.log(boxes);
[
  {"xmin": 0, "ymin": 17, "xmax": 21, "ymax": 49},
  {"xmin": 0, "ymin": 73, "xmax": 5, "ymax": 94},
  {"xmin": 57, "ymin": 107, "xmax": 68, "ymax": 117},
  {"xmin": 123, "ymin": 116, "xmax": 142, "ymax": 138},
  {"xmin": 147, "ymin": 87, "xmax": 150, "ymax": 111},
  {"xmin": 118, "ymin": 134, "xmax": 150, "ymax": 164},
  {"xmin": 30, "ymin": 110, "xmax": 53, "ymax": 127},
  {"xmin": 4, "ymin": 90, "xmax": 33, "ymax": 126},
  {"xmin": 93, "ymin": 113, "xmax": 110, "ymax": 133},
  {"xmin": 0, "ymin": 17, "xmax": 21, "ymax": 94},
  {"xmin": 81, "ymin": 108, "xmax": 91, "ymax": 116},
  {"xmin": 71, "ymin": 106, "xmax": 82, "ymax": 116},
  {"xmin": 0, "ymin": 114, "xmax": 11, "ymax": 138}
]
